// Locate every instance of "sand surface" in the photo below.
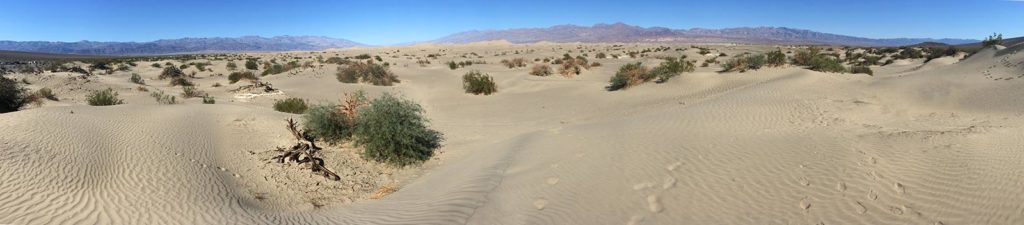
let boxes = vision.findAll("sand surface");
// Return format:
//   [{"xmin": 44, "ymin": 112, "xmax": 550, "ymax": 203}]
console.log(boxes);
[{"xmin": 2, "ymin": 44, "xmax": 1024, "ymax": 224}]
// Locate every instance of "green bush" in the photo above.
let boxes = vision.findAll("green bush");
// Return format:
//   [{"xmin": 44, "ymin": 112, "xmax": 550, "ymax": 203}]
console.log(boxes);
[
  {"xmin": 202, "ymin": 94, "xmax": 215, "ymax": 104},
  {"xmin": 792, "ymin": 47, "xmax": 821, "ymax": 66},
  {"xmin": 227, "ymin": 71, "xmax": 258, "ymax": 84},
  {"xmin": 354, "ymin": 54, "xmax": 372, "ymax": 60},
  {"xmin": 86, "ymin": 88, "xmax": 124, "ymax": 106},
  {"xmin": 226, "ymin": 61, "xmax": 237, "ymax": 71},
  {"xmin": 809, "ymin": 56, "xmax": 846, "ymax": 73},
  {"xmin": 448, "ymin": 61, "xmax": 458, "ymax": 70},
  {"xmin": 336, "ymin": 61, "xmax": 399, "ymax": 86},
  {"xmin": 244, "ymin": 59, "xmax": 259, "ymax": 70},
  {"xmin": 151, "ymin": 63, "xmax": 162, "ymax": 68},
  {"xmin": 303, "ymin": 104, "xmax": 353, "ymax": 144},
  {"xmin": 462, "ymin": 71, "xmax": 497, "ymax": 95},
  {"xmin": 354, "ymin": 93, "xmax": 442, "ymax": 166},
  {"xmin": 607, "ymin": 62, "xmax": 650, "ymax": 91},
  {"xmin": 766, "ymin": 49, "xmax": 786, "ymax": 67},
  {"xmin": 130, "ymin": 73, "xmax": 145, "ymax": 85},
  {"xmin": 0, "ymin": 76, "xmax": 29, "ymax": 113},
  {"xmin": 181, "ymin": 86, "xmax": 203, "ymax": 98},
  {"xmin": 850, "ymin": 65, "xmax": 873, "ymax": 75},
  {"xmin": 37, "ymin": 87, "xmax": 57, "ymax": 101},
  {"xmin": 649, "ymin": 56, "xmax": 695, "ymax": 83},
  {"xmin": 150, "ymin": 91, "xmax": 177, "ymax": 104},
  {"xmin": 595, "ymin": 52, "xmax": 606, "ymax": 59},
  {"xmin": 274, "ymin": 97, "xmax": 308, "ymax": 114}
]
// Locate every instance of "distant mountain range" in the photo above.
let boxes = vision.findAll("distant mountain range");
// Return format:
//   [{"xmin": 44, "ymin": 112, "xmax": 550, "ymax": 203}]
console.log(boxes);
[
  {"xmin": 431, "ymin": 23, "xmax": 978, "ymax": 47},
  {"xmin": 0, "ymin": 36, "xmax": 364, "ymax": 55},
  {"xmin": 0, "ymin": 23, "xmax": 982, "ymax": 55}
]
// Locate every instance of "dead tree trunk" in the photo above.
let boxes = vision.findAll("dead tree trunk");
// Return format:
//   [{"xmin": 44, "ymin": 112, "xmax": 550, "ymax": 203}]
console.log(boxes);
[{"xmin": 270, "ymin": 118, "xmax": 341, "ymax": 181}]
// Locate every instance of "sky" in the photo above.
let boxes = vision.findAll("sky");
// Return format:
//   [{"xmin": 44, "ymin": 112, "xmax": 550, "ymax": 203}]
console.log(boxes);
[{"xmin": 0, "ymin": 0, "xmax": 1021, "ymax": 45}]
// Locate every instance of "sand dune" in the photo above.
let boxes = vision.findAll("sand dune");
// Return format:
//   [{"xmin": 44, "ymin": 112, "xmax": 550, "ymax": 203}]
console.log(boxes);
[{"xmin": 2, "ymin": 43, "xmax": 1024, "ymax": 224}]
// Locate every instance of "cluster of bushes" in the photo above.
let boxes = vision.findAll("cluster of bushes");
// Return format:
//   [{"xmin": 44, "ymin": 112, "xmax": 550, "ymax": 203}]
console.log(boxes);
[
  {"xmin": 608, "ymin": 56, "xmax": 696, "ymax": 91},
  {"xmin": 274, "ymin": 97, "xmax": 309, "ymax": 114},
  {"xmin": 302, "ymin": 91, "xmax": 442, "ymax": 166},
  {"xmin": 721, "ymin": 54, "xmax": 767, "ymax": 73},
  {"xmin": 336, "ymin": 61, "xmax": 399, "ymax": 86},
  {"xmin": 86, "ymin": 88, "xmax": 124, "ymax": 106},
  {"xmin": 792, "ymin": 47, "xmax": 858, "ymax": 74},
  {"xmin": 158, "ymin": 66, "xmax": 193, "ymax": 86},
  {"xmin": 595, "ymin": 52, "xmax": 607, "ymax": 59},
  {"xmin": 554, "ymin": 54, "xmax": 590, "ymax": 77},
  {"xmin": 462, "ymin": 71, "xmax": 497, "ymax": 95},
  {"xmin": 226, "ymin": 61, "xmax": 238, "ymax": 71},
  {"xmin": 446, "ymin": 60, "xmax": 484, "ymax": 70},
  {"xmin": 983, "ymin": 33, "xmax": 1003, "ymax": 47},
  {"xmin": 228, "ymin": 71, "xmax": 258, "ymax": 84},
  {"xmin": 150, "ymin": 90, "xmax": 177, "ymax": 104},
  {"xmin": 499, "ymin": 58, "xmax": 527, "ymax": 69},
  {"xmin": 261, "ymin": 61, "xmax": 300, "ymax": 76},
  {"xmin": 354, "ymin": 54, "xmax": 372, "ymax": 60},
  {"xmin": 850, "ymin": 65, "xmax": 873, "ymax": 75},
  {"xmin": 181, "ymin": 86, "xmax": 204, "ymax": 98},
  {"xmin": 245, "ymin": 59, "xmax": 259, "ymax": 70}
]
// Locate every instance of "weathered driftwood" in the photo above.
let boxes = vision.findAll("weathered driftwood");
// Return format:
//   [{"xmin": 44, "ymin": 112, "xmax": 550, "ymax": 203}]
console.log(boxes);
[{"xmin": 270, "ymin": 118, "xmax": 340, "ymax": 181}]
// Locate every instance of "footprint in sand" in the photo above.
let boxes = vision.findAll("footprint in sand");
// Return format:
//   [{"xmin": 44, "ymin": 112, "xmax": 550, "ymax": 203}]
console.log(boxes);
[
  {"xmin": 533, "ymin": 199, "xmax": 548, "ymax": 210},
  {"xmin": 546, "ymin": 177, "xmax": 560, "ymax": 185},
  {"xmin": 646, "ymin": 195, "xmax": 662, "ymax": 213},
  {"xmin": 889, "ymin": 206, "xmax": 905, "ymax": 215},
  {"xmin": 633, "ymin": 182, "xmax": 654, "ymax": 190},
  {"xmin": 666, "ymin": 162, "xmax": 682, "ymax": 171},
  {"xmin": 854, "ymin": 201, "xmax": 867, "ymax": 214},
  {"xmin": 626, "ymin": 215, "xmax": 645, "ymax": 225},
  {"xmin": 799, "ymin": 177, "xmax": 810, "ymax": 186},
  {"xmin": 799, "ymin": 198, "xmax": 812, "ymax": 211},
  {"xmin": 837, "ymin": 181, "xmax": 847, "ymax": 192},
  {"xmin": 662, "ymin": 177, "xmax": 676, "ymax": 189},
  {"xmin": 894, "ymin": 182, "xmax": 905, "ymax": 194}
]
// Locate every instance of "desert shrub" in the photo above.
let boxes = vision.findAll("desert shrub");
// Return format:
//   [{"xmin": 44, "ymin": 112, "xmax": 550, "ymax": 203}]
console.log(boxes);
[
  {"xmin": 325, "ymin": 57, "xmax": 349, "ymax": 64},
  {"xmin": 194, "ymin": 62, "xmax": 210, "ymax": 71},
  {"xmin": 86, "ymin": 88, "xmax": 124, "ymax": 106},
  {"xmin": 226, "ymin": 61, "xmax": 237, "ymax": 71},
  {"xmin": 158, "ymin": 66, "xmax": 185, "ymax": 80},
  {"xmin": 151, "ymin": 63, "xmax": 162, "ymax": 68},
  {"xmin": 354, "ymin": 93, "xmax": 442, "ymax": 166},
  {"xmin": 37, "ymin": 87, "xmax": 57, "ymax": 101},
  {"xmin": 649, "ymin": 57, "xmax": 695, "ymax": 83},
  {"xmin": 274, "ymin": 97, "xmax": 308, "ymax": 114},
  {"xmin": 809, "ymin": 56, "xmax": 846, "ymax": 73},
  {"xmin": 129, "ymin": 73, "xmax": 145, "ymax": 85},
  {"xmin": 0, "ymin": 76, "xmax": 29, "ymax": 113},
  {"xmin": 244, "ymin": 59, "xmax": 259, "ymax": 70},
  {"xmin": 462, "ymin": 71, "xmax": 497, "ymax": 95},
  {"xmin": 792, "ymin": 47, "xmax": 821, "ymax": 66},
  {"xmin": 89, "ymin": 61, "xmax": 112, "ymax": 71},
  {"xmin": 202, "ymin": 94, "xmax": 215, "ymax": 104},
  {"xmin": 448, "ymin": 61, "xmax": 458, "ymax": 70},
  {"xmin": 721, "ymin": 54, "xmax": 766, "ymax": 73},
  {"xmin": 169, "ymin": 77, "xmax": 193, "ymax": 86},
  {"xmin": 150, "ymin": 91, "xmax": 177, "ymax": 104},
  {"xmin": 529, "ymin": 64, "xmax": 552, "ymax": 76},
  {"xmin": 766, "ymin": 49, "xmax": 786, "ymax": 67},
  {"xmin": 500, "ymin": 58, "xmax": 527, "ymax": 68},
  {"xmin": 556, "ymin": 56, "xmax": 588, "ymax": 77},
  {"xmin": 983, "ymin": 33, "xmax": 1003, "ymax": 47},
  {"xmin": 850, "ymin": 65, "xmax": 873, "ymax": 75},
  {"xmin": 354, "ymin": 54, "xmax": 372, "ymax": 59},
  {"xmin": 590, "ymin": 62, "xmax": 602, "ymax": 67},
  {"xmin": 227, "ymin": 71, "xmax": 258, "ymax": 84},
  {"xmin": 303, "ymin": 104, "xmax": 352, "ymax": 144},
  {"xmin": 336, "ymin": 61, "xmax": 398, "ymax": 86},
  {"xmin": 607, "ymin": 62, "xmax": 651, "ymax": 91},
  {"xmin": 181, "ymin": 86, "xmax": 204, "ymax": 98},
  {"xmin": 595, "ymin": 52, "xmax": 606, "ymax": 59},
  {"xmin": 697, "ymin": 47, "xmax": 712, "ymax": 55}
]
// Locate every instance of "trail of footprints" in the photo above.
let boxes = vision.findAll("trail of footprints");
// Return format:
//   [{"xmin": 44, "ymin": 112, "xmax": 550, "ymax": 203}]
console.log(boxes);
[
  {"xmin": 536, "ymin": 159, "xmax": 681, "ymax": 224},
  {"xmin": 982, "ymin": 53, "xmax": 1024, "ymax": 80},
  {"xmin": 174, "ymin": 152, "xmax": 241, "ymax": 178}
]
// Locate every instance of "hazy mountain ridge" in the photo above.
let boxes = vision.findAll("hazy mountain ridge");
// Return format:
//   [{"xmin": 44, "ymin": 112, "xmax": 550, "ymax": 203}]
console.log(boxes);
[
  {"xmin": 0, "ymin": 36, "xmax": 365, "ymax": 55},
  {"xmin": 432, "ymin": 23, "xmax": 978, "ymax": 47}
]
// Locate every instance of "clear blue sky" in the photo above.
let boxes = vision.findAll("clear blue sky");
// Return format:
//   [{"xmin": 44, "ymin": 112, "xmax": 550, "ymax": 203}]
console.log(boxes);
[{"xmin": 0, "ymin": 0, "xmax": 1021, "ymax": 45}]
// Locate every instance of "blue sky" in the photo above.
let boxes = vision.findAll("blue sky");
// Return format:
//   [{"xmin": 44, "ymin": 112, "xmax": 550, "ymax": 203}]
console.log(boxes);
[{"xmin": 0, "ymin": 0, "xmax": 1021, "ymax": 45}]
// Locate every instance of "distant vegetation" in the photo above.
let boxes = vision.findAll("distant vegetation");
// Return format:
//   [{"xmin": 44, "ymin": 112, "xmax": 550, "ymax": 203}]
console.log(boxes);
[
  {"xmin": 608, "ymin": 56, "xmax": 696, "ymax": 91},
  {"xmin": 529, "ymin": 64, "xmax": 552, "ymax": 76},
  {"xmin": 245, "ymin": 59, "xmax": 259, "ymax": 70},
  {"xmin": 274, "ymin": 97, "xmax": 309, "ymax": 114},
  {"xmin": 983, "ymin": 33, "xmax": 1003, "ymax": 47},
  {"xmin": 462, "ymin": 71, "xmax": 497, "ymax": 95},
  {"xmin": 150, "ymin": 90, "xmax": 177, "ymax": 104},
  {"xmin": 86, "ymin": 88, "xmax": 124, "ymax": 106},
  {"xmin": 228, "ymin": 71, "xmax": 258, "ymax": 84},
  {"xmin": 226, "ymin": 61, "xmax": 237, "ymax": 71},
  {"xmin": 130, "ymin": 73, "xmax": 145, "ymax": 85},
  {"xmin": 336, "ymin": 61, "xmax": 399, "ymax": 86},
  {"xmin": 500, "ymin": 58, "xmax": 527, "ymax": 69},
  {"xmin": 721, "ymin": 54, "xmax": 767, "ymax": 73}
]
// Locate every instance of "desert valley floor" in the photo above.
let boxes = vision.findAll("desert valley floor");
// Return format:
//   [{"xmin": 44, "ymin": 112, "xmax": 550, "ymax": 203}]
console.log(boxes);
[{"xmin": 2, "ymin": 42, "xmax": 1024, "ymax": 224}]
